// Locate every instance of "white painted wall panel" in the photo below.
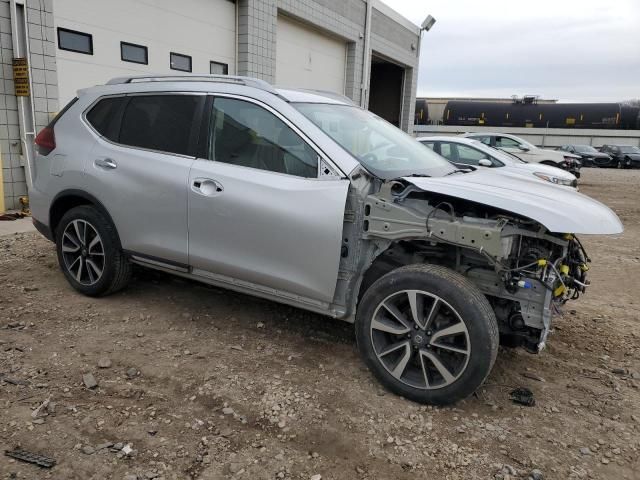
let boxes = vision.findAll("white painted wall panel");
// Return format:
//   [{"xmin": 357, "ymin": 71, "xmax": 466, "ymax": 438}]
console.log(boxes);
[
  {"xmin": 54, "ymin": 0, "xmax": 236, "ymax": 105},
  {"xmin": 276, "ymin": 15, "xmax": 346, "ymax": 94}
]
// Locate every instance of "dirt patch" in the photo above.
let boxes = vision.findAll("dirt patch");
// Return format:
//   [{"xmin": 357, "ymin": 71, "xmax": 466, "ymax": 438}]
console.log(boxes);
[{"xmin": 1, "ymin": 168, "xmax": 639, "ymax": 480}]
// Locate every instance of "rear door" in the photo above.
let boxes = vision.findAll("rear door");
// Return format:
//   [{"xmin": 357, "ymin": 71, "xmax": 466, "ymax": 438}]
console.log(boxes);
[
  {"xmin": 84, "ymin": 93, "xmax": 204, "ymax": 265},
  {"xmin": 187, "ymin": 95, "xmax": 349, "ymax": 303}
]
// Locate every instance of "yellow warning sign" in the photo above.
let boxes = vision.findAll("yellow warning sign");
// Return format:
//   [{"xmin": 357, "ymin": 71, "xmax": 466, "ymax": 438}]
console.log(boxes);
[{"xmin": 13, "ymin": 57, "xmax": 30, "ymax": 97}]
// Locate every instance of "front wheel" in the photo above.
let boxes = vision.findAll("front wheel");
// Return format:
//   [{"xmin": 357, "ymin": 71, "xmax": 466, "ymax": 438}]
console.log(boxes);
[
  {"xmin": 356, "ymin": 264, "xmax": 499, "ymax": 405},
  {"xmin": 55, "ymin": 205, "xmax": 131, "ymax": 296}
]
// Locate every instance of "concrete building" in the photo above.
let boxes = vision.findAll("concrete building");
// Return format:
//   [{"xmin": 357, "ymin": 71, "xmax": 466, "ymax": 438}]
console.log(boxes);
[{"xmin": 1, "ymin": 0, "xmax": 423, "ymax": 211}]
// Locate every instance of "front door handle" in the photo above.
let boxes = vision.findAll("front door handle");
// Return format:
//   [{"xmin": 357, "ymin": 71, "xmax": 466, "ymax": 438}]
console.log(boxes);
[
  {"xmin": 94, "ymin": 158, "xmax": 117, "ymax": 170},
  {"xmin": 192, "ymin": 178, "xmax": 223, "ymax": 196}
]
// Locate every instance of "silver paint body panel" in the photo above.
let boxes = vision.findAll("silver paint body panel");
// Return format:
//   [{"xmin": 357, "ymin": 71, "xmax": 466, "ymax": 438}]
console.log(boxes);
[
  {"xmin": 403, "ymin": 170, "xmax": 623, "ymax": 235},
  {"xmin": 188, "ymin": 158, "xmax": 349, "ymax": 302},
  {"xmin": 30, "ymin": 77, "xmax": 623, "ymax": 325}
]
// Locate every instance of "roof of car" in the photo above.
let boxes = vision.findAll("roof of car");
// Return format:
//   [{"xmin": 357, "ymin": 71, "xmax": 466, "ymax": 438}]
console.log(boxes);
[
  {"xmin": 416, "ymin": 136, "xmax": 482, "ymax": 145},
  {"xmin": 464, "ymin": 132, "xmax": 516, "ymax": 137},
  {"xmin": 84, "ymin": 74, "xmax": 352, "ymax": 106},
  {"xmin": 275, "ymin": 88, "xmax": 353, "ymax": 105}
]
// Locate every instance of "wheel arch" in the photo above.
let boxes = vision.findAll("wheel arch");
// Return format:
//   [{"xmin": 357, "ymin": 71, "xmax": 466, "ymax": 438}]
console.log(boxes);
[
  {"xmin": 49, "ymin": 190, "xmax": 120, "ymax": 246},
  {"xmin": 356, "ymin": 240, "xmax": 459, "ymax": 307}
]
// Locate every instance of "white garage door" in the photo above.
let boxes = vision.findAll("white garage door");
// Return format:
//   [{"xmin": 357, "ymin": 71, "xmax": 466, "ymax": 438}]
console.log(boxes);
[
  {"xmin": 55, "ymin": 0, "xmax": 236, "ymax": 106},
  {"xmin": 276, "ymin": 16, "xmax": 346, "ymax": 94}
]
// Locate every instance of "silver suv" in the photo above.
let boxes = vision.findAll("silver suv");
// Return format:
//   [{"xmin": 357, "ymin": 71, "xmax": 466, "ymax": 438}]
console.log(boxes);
[{"xmin": 30, "ymin": 74, "xmax": 622, "ymax": 405}]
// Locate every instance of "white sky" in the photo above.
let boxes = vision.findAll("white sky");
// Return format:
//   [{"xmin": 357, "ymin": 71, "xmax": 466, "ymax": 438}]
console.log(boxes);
[{"xmin": 381, "ymin": 0, "xmax": 640, "ymax": 101}]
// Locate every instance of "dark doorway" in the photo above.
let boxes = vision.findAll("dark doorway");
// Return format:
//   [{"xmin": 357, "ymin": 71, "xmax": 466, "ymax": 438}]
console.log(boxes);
[{"xmin": 368, "ymin": 55, "xmax": 405, "ymax": 127}]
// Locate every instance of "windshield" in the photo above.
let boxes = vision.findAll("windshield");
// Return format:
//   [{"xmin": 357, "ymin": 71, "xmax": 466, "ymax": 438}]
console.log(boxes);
[
  {"xmin": 620, "ymin": 146, "xmax": 640, "ymax": 153},
  {"xmin": 294, "ymin": 103, "xmax": 454, "ymax": 179},
  {"xmin": 574, "ymin": 145, "xmax": 598, "ymax": 153}
]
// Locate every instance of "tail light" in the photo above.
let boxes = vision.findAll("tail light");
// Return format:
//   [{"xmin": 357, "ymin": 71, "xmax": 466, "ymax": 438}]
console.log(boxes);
[
  {"xmin": 35, "ymin": 126, "xmax": 56, "ymax": 155},
  {"xmin": 33, "ymin": 97, "xmax": 79, "ymax": 157}
]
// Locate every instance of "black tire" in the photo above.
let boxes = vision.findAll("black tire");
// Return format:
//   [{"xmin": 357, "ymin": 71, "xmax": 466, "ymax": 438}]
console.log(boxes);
[
  {"xmin": 55, "ymin": 205, "xmax": 131, "ymax": 296},
  {"xmin": 356, "ymin": 264, "xmax": 499, "ymax": 405}
]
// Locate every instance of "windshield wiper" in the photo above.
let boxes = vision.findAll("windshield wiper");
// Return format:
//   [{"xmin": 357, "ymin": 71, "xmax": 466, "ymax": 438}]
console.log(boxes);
[
  {"xmin": 405, "ymin": 173, "xmax": 431, "ymax": 178},
  {"xmin": 445, "ymin": 168, "xmax": 472, "ymax": 176}
]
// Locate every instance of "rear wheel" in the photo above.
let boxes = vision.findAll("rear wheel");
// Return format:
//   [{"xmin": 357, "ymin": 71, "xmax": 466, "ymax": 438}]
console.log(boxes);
[
  {"xmin": 55, "ymin": 205, "xmax": 131, "ymax": 296},
  {"xmin": 356, "ymin": 264, "xmax": 499, "ymax": 405}
]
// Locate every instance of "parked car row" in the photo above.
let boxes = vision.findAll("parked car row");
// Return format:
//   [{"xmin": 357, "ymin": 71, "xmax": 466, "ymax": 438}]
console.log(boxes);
[
  {"xmin": 417, "ymin": 132, "xmax": 580, "ymax": 188},
  {"xmin": 30, "ymin": 75, "xmax": 622, "ymax": 406},
  {"xmin": 421, "ymin": 136, "xmax": 578, "ymax": 187},
  {"xmin": 558, "ymin": 144, "xmax": 640, "ymax": 169}
]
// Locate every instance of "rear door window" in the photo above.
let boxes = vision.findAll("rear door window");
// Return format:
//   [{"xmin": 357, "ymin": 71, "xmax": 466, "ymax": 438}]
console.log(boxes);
[
  {"xmin": 421, "ymin": 141, "xmax": 436, "ymax": 151},
  {"xmin": 86, "ymin": 97, "xmax": 126, "ymax": 142},
  {"xmin": 118, "ymin": 95, "xmax": 203, "ymax": 156},
  {"xmin": 439, "ymin": 142, "xmax": 455, "ymax": 161},
  {"xmin": 471, "ymin": 135, "xmax": 491, "ymax": 146},
  {"xmin": 495, "ymin": 136, "xmax": 521, "ymax": 148}
]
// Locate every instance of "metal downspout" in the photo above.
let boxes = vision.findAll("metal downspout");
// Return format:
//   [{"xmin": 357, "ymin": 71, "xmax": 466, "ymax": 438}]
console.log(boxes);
[
  {"xmin": 360, "ymin": 0, "xmax": 372, "ymax": 108},
  {"xmin": 9, "ymin": 0, "xmax": 36, "ymax": 191}
]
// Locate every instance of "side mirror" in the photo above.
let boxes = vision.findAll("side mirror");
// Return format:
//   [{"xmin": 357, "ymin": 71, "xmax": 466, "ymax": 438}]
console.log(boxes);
[
  {"xmin": 478, "ymin": 159, "xmax": 493, "ymax": 167},
  {"xmin": 518, "ymin": 145, "xmax": 530, "ymax": 152}
]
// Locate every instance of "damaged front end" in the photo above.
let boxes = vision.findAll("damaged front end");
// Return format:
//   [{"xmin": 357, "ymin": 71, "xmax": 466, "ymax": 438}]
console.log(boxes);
[{"xmin": 361, "ymin": 178, "xmax": 608, "ymax": 353}]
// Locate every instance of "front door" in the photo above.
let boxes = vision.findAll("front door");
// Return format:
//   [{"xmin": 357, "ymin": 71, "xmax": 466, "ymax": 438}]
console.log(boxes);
[{"xmin": 188, "ymin": 96, "xmax": 349, "ymax": 303}]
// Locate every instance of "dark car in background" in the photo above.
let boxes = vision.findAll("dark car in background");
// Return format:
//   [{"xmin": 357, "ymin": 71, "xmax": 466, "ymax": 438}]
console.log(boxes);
[
  {"xmin": 558, "ymin": 145, "xmax": 614, "ymax": 168},
  {"xmin": 599, "ymin": 145, "xmax": 640, "ymax": 169}
]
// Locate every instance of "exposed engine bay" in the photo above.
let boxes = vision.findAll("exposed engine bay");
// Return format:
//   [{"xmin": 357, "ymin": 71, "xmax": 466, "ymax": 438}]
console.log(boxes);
[{"xmin": 354, "ymin": 179, "xmax": 591, "ymax": 353}]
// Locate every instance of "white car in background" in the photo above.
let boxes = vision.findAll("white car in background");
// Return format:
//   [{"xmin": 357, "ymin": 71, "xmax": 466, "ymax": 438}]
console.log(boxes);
[
  {"xmin": 418, "ymin": 136, "xmax": 578, "ymax": 188},
  {"xmin": 463, "ymin": 132, "xmax": 581, "ymax": 178}
]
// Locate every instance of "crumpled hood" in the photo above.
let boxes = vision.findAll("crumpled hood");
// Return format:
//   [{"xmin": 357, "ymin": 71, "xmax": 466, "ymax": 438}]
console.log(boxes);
[{"xmin": 403, "ymin": 170, "xmax": 623, "ymax": 234}]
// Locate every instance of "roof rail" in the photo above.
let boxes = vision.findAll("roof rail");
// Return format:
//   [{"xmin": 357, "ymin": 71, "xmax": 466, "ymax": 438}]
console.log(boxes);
[
  {"xmin": 105, "ymin": 74, "xmax": 277, "ymax": 94},
  {"xmin": 291, "ymin": 88, "xmax": 356, "ymax": 106}
]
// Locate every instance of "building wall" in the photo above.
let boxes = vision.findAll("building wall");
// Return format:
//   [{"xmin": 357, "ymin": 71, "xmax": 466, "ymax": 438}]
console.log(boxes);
[
  {"xmin": 275, "ymin": 15, "xmax": 347, "ymax": 94},
  {"xmin": 55, "ymin": 0, "xmax": 236, "ymax": 105},
  {"xmin": 369, "ymin": 5, "xmax": 419, "ymax": 133},
  {"xmin": 1, "ymin": 0, "xmax": 420, "ymax": 211},
  {"xmin": 1, "ymin": 0, "xmax": 58, "ymax": 211},
  {"xmin": 237, "ymin": 0, "xmax": 420, "ymax": 131},
  {"xmin": 414, "ymin": 124, "xmax": 640, "ymax": 148}
]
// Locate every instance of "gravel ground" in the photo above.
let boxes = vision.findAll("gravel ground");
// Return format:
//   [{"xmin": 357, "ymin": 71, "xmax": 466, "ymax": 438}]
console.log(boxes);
[{"xmin": 1, "ymin": 168, "xmax": 639, "ymax": 480}]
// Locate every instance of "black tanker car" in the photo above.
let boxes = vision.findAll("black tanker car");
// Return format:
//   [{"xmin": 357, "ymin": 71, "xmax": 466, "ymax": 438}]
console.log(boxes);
[{"xmin": 416, "ymin": 100, "xmax": 640, "ymax": 129}]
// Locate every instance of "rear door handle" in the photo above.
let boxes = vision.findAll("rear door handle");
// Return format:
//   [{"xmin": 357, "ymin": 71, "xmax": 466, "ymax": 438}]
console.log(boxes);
[
  {"xmin": 192, "ymin": 178, "xmax": 223, "ymax": 196},
  {"xmin": 94, "ymin": 158, "xmax": 117, "ymax": 170}
]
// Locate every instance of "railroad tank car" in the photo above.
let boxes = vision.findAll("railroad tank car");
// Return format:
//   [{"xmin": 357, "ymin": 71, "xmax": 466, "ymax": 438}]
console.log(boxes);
[
  {"xmin": 439, "ymin": 101, "xmax": 640, "ymax": 129},
  {"xmin": 414, "ymin": 99, "xmax": 429, "ymax": 126}
]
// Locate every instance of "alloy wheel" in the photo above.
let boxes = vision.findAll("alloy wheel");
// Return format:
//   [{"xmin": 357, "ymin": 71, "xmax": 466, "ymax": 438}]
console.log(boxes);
[
  {"xmin": 370, "ymin": 290, "xmax": 471, "ymax": 390},
  {"xmin": 61, "ymin": 219, "xmax": 105, "ymax": 286}
]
